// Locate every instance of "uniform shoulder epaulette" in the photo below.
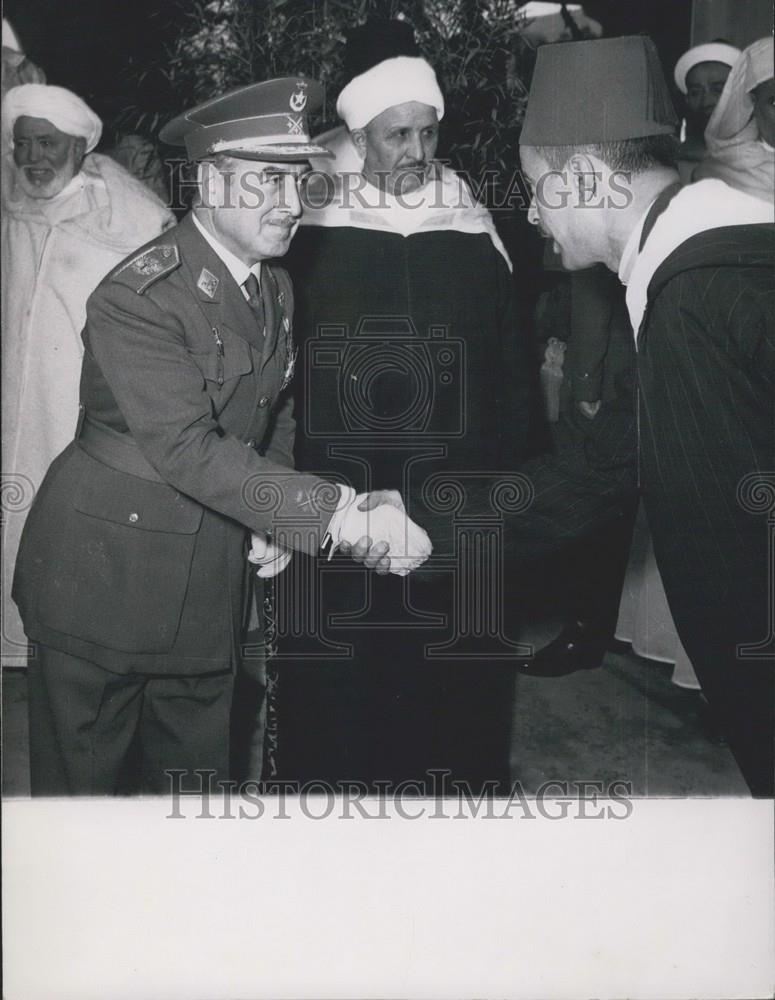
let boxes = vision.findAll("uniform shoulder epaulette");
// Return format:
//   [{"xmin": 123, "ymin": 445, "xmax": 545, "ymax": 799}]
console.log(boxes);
[{"xmin": 112, "ymin": 244, "xmax": 181, "ymax": 294}]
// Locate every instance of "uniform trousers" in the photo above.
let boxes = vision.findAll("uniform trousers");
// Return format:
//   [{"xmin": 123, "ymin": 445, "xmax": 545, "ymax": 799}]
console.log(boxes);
[{"xmin": 27, "ymin": 646, "xmax": 233, "ymax": 796}]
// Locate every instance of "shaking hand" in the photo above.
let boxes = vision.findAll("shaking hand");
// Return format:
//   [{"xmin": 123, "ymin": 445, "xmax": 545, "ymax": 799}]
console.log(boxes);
[{"xmin": 328, "ymin": 489, "xmax": 432, "ymax": 576}]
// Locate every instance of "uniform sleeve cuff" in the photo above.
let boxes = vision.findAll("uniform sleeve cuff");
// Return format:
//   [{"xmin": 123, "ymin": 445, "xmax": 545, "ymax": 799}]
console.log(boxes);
[{"xmin": 321, "ymin": 484, "xmax": 357, "ymax": 558}]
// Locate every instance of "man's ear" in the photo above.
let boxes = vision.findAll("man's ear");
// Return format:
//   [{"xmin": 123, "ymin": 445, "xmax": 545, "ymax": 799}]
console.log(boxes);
[
  {"xmin": 567, "ymin": 152, "xmax": 599, "ymax": 199},
  {"xmin": 72, "ymin": 136, "xmax": 87, "ymax": 169},
  {"xmin": 350, "ymin": 128, "xmax": 367, "ymax": 158}
]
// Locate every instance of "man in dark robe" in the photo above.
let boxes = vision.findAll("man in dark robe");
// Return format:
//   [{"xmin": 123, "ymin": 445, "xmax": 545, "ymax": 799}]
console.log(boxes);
[
  {"xmin": 280, "ymin": 55, "xmax": 534, "ymax": 793},
  {"xmin": 519, "ymin": 35, "xmax": 774, "ymax": 797}
]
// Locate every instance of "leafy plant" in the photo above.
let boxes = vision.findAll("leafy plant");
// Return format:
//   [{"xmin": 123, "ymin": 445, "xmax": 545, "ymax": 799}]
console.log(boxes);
[{"xmin": 118, "ymin": 0, "xmax": 538, "ymax": 194}]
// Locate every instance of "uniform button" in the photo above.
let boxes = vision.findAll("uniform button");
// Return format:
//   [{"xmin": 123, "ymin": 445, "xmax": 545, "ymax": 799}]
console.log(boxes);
[
  {"xmin": 246, "ymin": 438, "xmax": 256, "ymax": 448},
  {"xmin": 258, "ymin": 396, "xmax": 270, "ymax": 408},
  {"xmin": 128, "ymin": 512, "xmax": 139, "ymax": 523}
]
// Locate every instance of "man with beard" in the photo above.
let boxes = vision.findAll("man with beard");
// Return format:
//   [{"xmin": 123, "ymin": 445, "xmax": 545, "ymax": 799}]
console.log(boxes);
[
  {"xmin": 1, "ymin": 83, "xmax": 173, "ymax": 668},
  {"xmin": 281, "ymin": 56, "xmax": 533, "ymax": 793}
]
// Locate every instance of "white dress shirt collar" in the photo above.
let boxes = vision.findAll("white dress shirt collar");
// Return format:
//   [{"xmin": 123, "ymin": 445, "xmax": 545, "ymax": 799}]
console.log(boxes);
[{"xmin": 192, "ymin": 211, "xmax": 260, "ymax": 295}]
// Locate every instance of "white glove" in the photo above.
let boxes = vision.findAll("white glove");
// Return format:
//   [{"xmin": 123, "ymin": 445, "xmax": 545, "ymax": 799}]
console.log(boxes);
[
  {"xmin": 326, "ymin": 488, "xmax": 432, "ymax": 576},
  {"xmin": 247, "ymin": 532, "xmax": 292, "ymax": 578}
]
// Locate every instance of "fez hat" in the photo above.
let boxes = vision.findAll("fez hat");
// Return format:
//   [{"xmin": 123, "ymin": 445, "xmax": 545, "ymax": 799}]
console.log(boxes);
[
  {"xmin": 520, "ymin": 36, "xmax": 678, "ymax": 146},
  {"xmin": 159, "ymin": 78, "xmax": 332, "ymax": 161}
]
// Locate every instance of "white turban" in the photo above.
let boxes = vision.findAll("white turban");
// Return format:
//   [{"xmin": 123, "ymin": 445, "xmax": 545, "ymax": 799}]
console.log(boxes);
[
  {"xmin": 673, "ymin": 42, "xmax": 741, "ymax": 95},
  {"xmin": 1, "ymin": 83, "xmax": 102, "ymax": 152},
  {"xmin": 336, "ymin": 56, "xmax": 444, "ymax": 130},
  {"xmin": 706, "ymin": 38, "xmax": 775, "ymax": 144},
  {"xmin": 2, "ymin": 17, "xmax": 22, "ymax": 51},
  {"xmin": 696, "ymin": 38, "xmax": 775, "ymax": 204}
]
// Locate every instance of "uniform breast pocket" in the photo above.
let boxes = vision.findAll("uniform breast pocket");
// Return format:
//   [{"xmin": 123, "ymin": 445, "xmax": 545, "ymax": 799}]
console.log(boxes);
[
  {"xmin": 188, "ymin": 330, "xmax": 254, "ymax": 389},
  {"xmin": 37, "ymin": 461, "xmax": 205, "ymax": 654}
]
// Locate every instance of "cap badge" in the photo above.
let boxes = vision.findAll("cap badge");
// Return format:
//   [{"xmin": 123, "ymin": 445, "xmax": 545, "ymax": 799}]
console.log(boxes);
[
  {"xmin": 289, "ymin": 83, "xmax": 308, "ymax": 112},
  {"xmin": 197, "ymin": 267, "xmax": 219, "ymax": 298},
  {"xmin": 286, "ymin": 115, "xmax": 304, "ymax": 136}
]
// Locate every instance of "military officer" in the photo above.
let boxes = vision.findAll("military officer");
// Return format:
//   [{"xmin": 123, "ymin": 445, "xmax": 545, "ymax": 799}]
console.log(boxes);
[{"xmin": 13, "ymin": 78, "xmax": 431, "ymax": 796}]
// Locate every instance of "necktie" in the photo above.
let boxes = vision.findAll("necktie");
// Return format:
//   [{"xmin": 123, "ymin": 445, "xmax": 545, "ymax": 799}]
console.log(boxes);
[{"xmin": 243, "ymin": 272, "xmax": 265, "ymax": 335}]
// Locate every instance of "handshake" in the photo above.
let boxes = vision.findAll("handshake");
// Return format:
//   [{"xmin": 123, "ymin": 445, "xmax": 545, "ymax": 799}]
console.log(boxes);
[
  {"xmin": 248, "ymin": 487, "xmax": 432, "ymax": 578},
  {"xmin": 326, "ymin": 487, "xmax": 432, "ymax": 576}
]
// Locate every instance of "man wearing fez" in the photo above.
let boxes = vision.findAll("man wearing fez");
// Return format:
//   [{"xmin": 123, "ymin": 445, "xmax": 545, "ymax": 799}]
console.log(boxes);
[
  {"xmin": 519, "ymin": 36, "xmax": 773, "ymax": 796},
  {"xmin": 12, "ymin": 79, "xmax": 431, "ymax": 796},
  {"xmin": 281, "ymin": 56, "xmax": 532, "ymax": 790},
  {"xmin": 2, "ymin": 84, "xmax": 173, "ymax": 670}
]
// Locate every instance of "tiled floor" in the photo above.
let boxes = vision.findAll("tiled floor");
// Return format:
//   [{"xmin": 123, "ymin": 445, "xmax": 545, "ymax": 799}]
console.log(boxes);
[{"xmin": 2, "ymin": 641, "xmax": 748, "ymax": 797}]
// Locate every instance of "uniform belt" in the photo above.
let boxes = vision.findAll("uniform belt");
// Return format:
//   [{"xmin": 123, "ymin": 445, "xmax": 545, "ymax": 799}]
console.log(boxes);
[{"xmin": 76, "ymin": 413, "xmax": 166, "ymax": 484}]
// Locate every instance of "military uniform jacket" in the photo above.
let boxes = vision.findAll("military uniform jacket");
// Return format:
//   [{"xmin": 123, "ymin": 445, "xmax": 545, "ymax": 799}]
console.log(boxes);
[{"xmin": 13, "ymin": 214, "xmax": 334, "ymax": 674}]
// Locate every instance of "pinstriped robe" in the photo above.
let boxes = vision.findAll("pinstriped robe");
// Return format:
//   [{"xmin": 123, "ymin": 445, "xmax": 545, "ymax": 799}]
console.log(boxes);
[{"xmin": 637, "ymin": 223, "xmax": 775, "ymax": 795}]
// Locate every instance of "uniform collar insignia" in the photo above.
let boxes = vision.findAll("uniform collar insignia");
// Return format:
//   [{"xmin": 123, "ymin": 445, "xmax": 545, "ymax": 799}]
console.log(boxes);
[{"xmin": 197, "ymin": 267, "xmax": 219, "ymax": 298}]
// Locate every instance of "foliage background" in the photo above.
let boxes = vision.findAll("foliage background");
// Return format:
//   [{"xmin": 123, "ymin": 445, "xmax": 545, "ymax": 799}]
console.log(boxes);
[
  {"xmin": 118, "ymin": 0, "xmax": 541, "ymax": 184},
  {"xmin": 5, "ymin": 0, "xmax": 694, "ymax": 187}
]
